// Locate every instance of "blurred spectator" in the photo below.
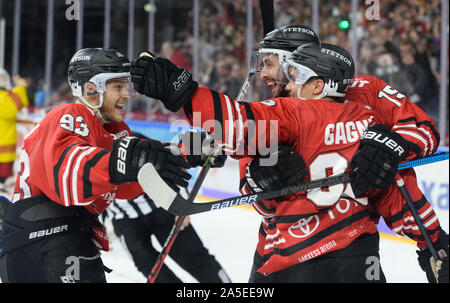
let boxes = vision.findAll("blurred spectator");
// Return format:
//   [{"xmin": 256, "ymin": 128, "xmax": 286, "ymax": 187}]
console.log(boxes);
[
  {"xmin": 0, "ymin": 68, "xmax": 29, "ymax": 185},
  {"xmin": 161, "ymin": 41, "xmax": 192, "ymax": 72},
  {"xmin": 275, "ymin": 0, "xmax": 297, "ymax": 28},
  {"xmin": 7, "ymin": 0, "xmax": 443, "ymax": 124},
  {"xmin": 396, "ymin": 40, "xmax": 428, "ymax": 104}
]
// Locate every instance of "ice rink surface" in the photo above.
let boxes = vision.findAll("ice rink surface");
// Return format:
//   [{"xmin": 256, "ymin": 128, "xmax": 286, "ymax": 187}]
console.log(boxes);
[{"xmin": 102, "ymin": 205, "xmax": 434, "ymax": 283}]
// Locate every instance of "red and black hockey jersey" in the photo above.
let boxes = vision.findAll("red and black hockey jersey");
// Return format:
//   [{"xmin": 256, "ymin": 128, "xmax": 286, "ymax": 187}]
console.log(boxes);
[
  {"xmin": 239, "ymin": 75, "xmax": 442, "ymax": 265},
  {"xmin": 185, "ymin": 87, "xmax": 380, "ymax": 274},
  {"xmin": 13, "ymin": 103, "xmax": 143, "ymax": 216},
  {"xmin": 346, "ymin": 75, "xmax": 439, "ymax": 160},
  {"xmin": 344, "ymin": 75, "xmax": 441, "ymax": 249}
]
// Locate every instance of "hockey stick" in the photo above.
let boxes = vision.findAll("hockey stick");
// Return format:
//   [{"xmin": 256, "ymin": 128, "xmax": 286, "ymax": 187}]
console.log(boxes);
[
  {"xmin": 395, "ymin": 174, "xmax": 440, "ymax": 262},
  {"xmin": 259, "ymin": 0, "xmax": 275, "ymax": 36},
  {"xmin": 147, "ymin": 159, "xmax": 212, "ymax": 283},
  {"xmin": 143, "ymin": 152, "xmax": 448, "ymax": 216},
  {"xmin": 235, "ymin": 1, "xmax": 274, "ymax": 102},
  {"xmin": 236, "ymin": 72, "xmax": 255, "ymax": 102}
]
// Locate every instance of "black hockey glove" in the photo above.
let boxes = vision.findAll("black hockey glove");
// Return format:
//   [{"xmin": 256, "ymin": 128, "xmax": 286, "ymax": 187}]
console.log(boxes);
[
  {"xmin": 130, "ymin": 51, "xmax": 199, "ymax": 112},
  {"xmin": 179, "ymin": 130, "xmax": 227, "ymax": 168},
  {"xmin": 350, "ymin": 124, "xmax": 410, "ymax": 197},
  {"xmin": 417, "ymin": 228, "xmax": 449, "ymax": 283},
  {"xmin": 109, "ymin": 137, "xmax": 191, "ymax": 191},
  {"xmin": 246, "ymin": 145, "xmax": 307, "ymax": 193}
]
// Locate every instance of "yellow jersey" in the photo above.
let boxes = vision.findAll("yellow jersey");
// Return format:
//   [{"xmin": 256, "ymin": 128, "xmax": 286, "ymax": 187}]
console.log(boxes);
[{"xmin": 0, "ymin": 86, "xmax": 29, "ymax": 162}]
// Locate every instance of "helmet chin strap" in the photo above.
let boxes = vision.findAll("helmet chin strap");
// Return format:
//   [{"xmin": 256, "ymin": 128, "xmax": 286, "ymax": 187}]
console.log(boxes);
[{"xmin": 78, "ymin": 92, "xmax": 109, "ymax": 124}]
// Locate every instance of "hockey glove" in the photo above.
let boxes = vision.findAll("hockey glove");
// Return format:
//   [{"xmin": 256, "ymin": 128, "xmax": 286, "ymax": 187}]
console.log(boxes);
[
  {"xmin": 130, "ymin": 51, "xmax": 198, "ymax": 112},
  {"xmin": 417, "ymin": 228, "xmax": 449, "ymax": 283},
  {"xmin": 246, "ymin": 145, "xmax": 307, "ymax": 193},
  {"xmin": 109, "ymin": 137, "xmax": 191, "ymax": 191},
  {"xmin": 350, "ymin": 124, "xmax": 410, "ymax": 197},
  {"xmin": 179, "ymin": 130, "xmax": 227, "ymax": 168}
]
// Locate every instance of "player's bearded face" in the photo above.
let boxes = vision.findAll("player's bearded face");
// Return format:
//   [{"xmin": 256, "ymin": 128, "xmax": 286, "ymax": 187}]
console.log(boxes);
[
  {"xmin": 260, "ymin": 54, "xmax": 289, "ymax": 98},
  {"xmin": 101, "ymin": 77, "xmax": 132, "ymax": 122}
]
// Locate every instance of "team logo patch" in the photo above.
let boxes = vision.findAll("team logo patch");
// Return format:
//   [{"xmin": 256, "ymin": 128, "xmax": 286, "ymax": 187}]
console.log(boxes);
[{"xmin": 288, "ymin": 215, "xmax": 320, "ymax": 238}]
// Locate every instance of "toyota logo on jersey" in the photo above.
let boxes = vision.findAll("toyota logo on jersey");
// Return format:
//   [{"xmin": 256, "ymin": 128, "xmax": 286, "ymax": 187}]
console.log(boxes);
[{"xmin": 288, "ymin": 215, "xmax": 320, "ymax": 238}]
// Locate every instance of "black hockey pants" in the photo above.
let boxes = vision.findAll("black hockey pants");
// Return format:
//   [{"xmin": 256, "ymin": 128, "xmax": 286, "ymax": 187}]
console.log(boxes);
[{"xmin": 0, "ymin": 195, "xmax": 107, "ymax": 283}]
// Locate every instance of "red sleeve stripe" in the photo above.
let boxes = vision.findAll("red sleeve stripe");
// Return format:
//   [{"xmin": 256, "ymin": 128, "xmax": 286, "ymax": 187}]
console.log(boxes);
[
  {"xmin": 392, "ymin": 215, "xmax": 439, "ymax": 234},
  {"xmin": 393, "ymin": 124, "xmax": 436, "ymax": 156},
  {"xmin": 71, "ymin": 147, "xmax": 97, "ymax": 206},
  {"xmin": 391, "ymin": 205, "xmax": 439, "ymax": 233},
  {"xmin": 394, "ymin": 129, "xmax": 430, "ymax": 156},
  {"xmin": 62, "ymin": 146, "xmax": 93, "ymax": 206},
  {"xmin": 54, "ymin": 142, "xmax": 81, "ymax": 199},
  {"xmin": 218, "ymin": 94, "xmax": 245, "ymax": 154},
  {"xmin": 251, "ymin": 201, "xmax": 276, "ymax": 218}
]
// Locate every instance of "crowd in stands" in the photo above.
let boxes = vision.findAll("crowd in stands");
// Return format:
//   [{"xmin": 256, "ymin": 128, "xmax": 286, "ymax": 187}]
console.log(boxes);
[{"xmin": 21, "ymin": 0, "xmax": 445, "ymax": 127}]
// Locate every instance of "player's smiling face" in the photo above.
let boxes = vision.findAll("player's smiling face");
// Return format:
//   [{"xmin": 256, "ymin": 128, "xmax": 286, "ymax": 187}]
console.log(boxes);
[
  {"xmin": 260, "ymin": 53, "xmax": 288, "ymax": 97},
  {"xmin": 101, "ymin": 77, "xmax": 131, "ymax": 122}
]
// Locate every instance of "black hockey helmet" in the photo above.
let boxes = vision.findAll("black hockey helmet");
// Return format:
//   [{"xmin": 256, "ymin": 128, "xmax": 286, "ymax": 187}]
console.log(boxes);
[
  {"xmin": 319, "ymin": 43, "xmax": 355, "ymax": 97},
  {"xmin": 252, "ymin": 25, "xmax": 320, "ymax": 73},
  {"xmin": 285, "ymin": 43, "xmax": 354, "ymax": 98},
  {"xmin": 67, "ymin": 48, "xmax": 131, "ymax": 99},
  {"xmin": 285, "ymin": 42, "xmax": 330, "ymax": 83},
  {"xmin": 260, "ymin": 25, "xmax": 320, "ymax": 52}
]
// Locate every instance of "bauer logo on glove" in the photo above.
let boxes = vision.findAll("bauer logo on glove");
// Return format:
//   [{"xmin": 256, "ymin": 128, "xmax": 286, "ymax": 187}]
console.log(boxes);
[{"xmin": 361, "ymin": 129, "xmax": 407, "ymax": 159}]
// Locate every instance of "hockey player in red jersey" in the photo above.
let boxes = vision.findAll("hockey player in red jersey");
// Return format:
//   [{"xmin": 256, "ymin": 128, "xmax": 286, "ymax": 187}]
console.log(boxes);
[
  {"xmin": 0, "ymin": 48, "xmax": 192, "ymax": 283},
  {"xmin": 238, "ymin": 27, "xmax": 447, "ymax": 283},
  {"xmin": 130, "ymin": 36, "xmax": 447, "ymax": 282},
  {"xmin": 130, "ymin": 42, "xmax": 397, "ymax": 282}
]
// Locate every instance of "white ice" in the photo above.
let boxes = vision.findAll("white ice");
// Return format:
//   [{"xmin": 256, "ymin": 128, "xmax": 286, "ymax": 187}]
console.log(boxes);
[{"xmin": 102, "ymin": 205, "xmax": 433, "ymax": 283}]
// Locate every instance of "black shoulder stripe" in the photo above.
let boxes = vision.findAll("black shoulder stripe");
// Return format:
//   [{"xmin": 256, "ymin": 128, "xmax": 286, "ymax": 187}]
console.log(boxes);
[
  {"xmin": 82, "ymin": 149, "xmax": 110, "ymax": 199},
  {"xmin": 53, "ymin": 142, "xmax": 81, "ymax": 199},
  {"xmin": 211, "ymin": 89, "xmax": 223, "ymax": 130},
  {"xmin": 239, "ymin": 101, "xmax": 256, "ymax": 150}
]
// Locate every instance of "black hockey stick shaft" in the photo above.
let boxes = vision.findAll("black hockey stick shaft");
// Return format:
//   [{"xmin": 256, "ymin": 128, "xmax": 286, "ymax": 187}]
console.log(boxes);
[
  {"xmin": 148, "ymin": 160, "xmax": 212, "ymax": 283},
  {"xmin": 259, "ymin": 0, "xmax": 274, "ymax": 36},
  {"xmin": 395, "ymin": 174, "xmax": 440, "ymax": 262},
  {"xmin": 235, "ymin": 1, "xmax": 274, "ymax": 102},
  {"xmin": 172, "ymin": 152, "xmax": 448, "ymax": 216}
]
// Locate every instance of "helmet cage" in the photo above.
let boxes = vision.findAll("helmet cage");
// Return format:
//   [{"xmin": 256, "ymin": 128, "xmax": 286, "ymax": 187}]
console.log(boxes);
[
  {"xmin": 252, "ymin": 48, "xmax": 292, "ymax": 73},
  {"xmin": 284, "ymin": 59, "xmax": 320, "ymax": 85},
  {"xmin": 71, "ymin": 72, "xmax": 131, "ymax": 110}
]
